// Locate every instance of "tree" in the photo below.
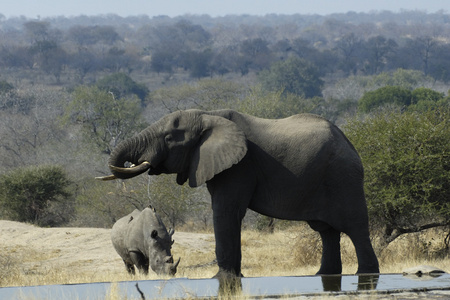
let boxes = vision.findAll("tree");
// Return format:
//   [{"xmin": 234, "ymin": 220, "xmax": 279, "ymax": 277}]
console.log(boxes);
[
  {"xmin": 0, "ymin": 165, "xmax": 75, "ymax": 226},
  {"xmin": 345, "ymin": 109, "xmax": 450, "ymax": 246},
  {"xmin": 258, "ymin": 57, "xmax": 324, "ymax": 98},
  {"xmin": 95, "ymin": 73, "xmax": 149, "ymax": 104},
  {"xmin": 363, "ymin": 35, "xmax": 397, "ymax": 75},
  {"xmin": 23, "ymin": 21, "xmax": 51, "ymax": 43},
  {"xmin": 146, "ymin": 174, "xmax": 208, "ymax": 229},
  {"xmin": 180, "ymin": 49, "xmax": 213, "ymax": 78},
  {"xmin": 148, "ymin": 78, "xmax": 246, "ymax": 113},
  {"xmin": 150, "ymin": 50, "xmax": 175, "ymax": 74},
  {"xmin": 358, "ymin": 86, "xmax": 412, "ymax": 113},
  {"xmin": 409, "ymin": 88, "xmax": 449, "ymax": 112},
  {"xmin": 238, "ymin": 38, "xmax": 273, "ymax": 71},
  {"xmin": 68, "ymin": 25, "xmax": 121, "ymax": 46},
  {"xmin": 411, "ymin": 87, "xmax": 444, "ymax": 104},
  {"xmin": 0, "ymin": 86, "xmax": 67, "ymax": 170},
  {"xmin": 335, "ymin": 33, "xmax": 364, "ymax": 75},
  {"xmin": 405, "ymin": 36, "xmax": 439, "ymax": 75},
  {"xmin": 63, "ymin": 86, "xmax": 147, "ymax": 154}
]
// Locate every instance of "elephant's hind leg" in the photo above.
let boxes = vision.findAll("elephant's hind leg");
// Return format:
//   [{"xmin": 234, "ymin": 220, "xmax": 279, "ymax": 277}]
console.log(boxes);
[
  {"xmin": 347, "ymin": 229, "xmax": 379, "ymax": 274},
  {"xmin": 308, "ymin": 221, "xmax": 342, "ymax": 275}
]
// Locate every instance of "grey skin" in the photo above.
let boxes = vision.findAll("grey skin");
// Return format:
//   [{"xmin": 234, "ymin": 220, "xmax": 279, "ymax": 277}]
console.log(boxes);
[
  {"xmin": 98, "ymin": 109, "xmax": 379, "ymax": 277},
  {"xmin": 111, "ymin": 206, "xmax": 180, "ymax": 276}
]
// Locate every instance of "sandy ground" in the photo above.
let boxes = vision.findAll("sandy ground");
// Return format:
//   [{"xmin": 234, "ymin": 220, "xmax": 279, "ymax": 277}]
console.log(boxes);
[
  {"xmin": 1, "ymin": 220, "xmax": 450, "ymax": 299},
  {"xmin": 0, "ymin": 220, "xmax": 214, "ymax": 276}
]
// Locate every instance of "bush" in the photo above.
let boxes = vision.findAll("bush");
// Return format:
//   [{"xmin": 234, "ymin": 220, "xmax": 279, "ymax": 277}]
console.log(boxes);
[
  {"xmin": 345, "ymin": 108, "xmax": 450, "ymax": 245},
  {"xmin": 95, "ymin": 73, "xmax": 149, "ymax": 104},
  {"xmin": 258, "ymin": 57, "xmax": 324, "ymax": 98},
  {"xmin": 358, "ymin": 86, "xmax": 412, "ymax": 112},
  {"xmin": 0, "ymin": 165, "xmax": 75, "ymax": 226}
]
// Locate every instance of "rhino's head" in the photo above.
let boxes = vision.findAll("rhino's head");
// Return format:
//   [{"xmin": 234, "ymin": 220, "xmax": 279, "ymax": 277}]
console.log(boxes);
[{"xmin": 143, "ymin": 206, "xmax": 180, "ymax": 276}]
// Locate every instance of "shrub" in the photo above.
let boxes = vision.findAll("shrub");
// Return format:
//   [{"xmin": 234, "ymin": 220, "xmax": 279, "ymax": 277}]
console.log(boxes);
[
  {"xmin": 0, "ymin": 165, "xmax": 75, "ymax": 226},
  {"xmin": 358, "ymin": 86, "xmax": 412, "ymax": 112},
  {"xmin": 345, "ymin": 108, "xmax": 450, "ymax": 245}
]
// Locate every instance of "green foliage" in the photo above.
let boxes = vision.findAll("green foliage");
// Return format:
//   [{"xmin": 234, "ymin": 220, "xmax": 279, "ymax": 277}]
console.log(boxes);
[
  {"xmin": 149, "ymin": 78, "xmax": 246, "ymax": 111},
  {"xmin": 95, "ymin": 73, "xmax": 149, "ymax": 103},
  {"xmin": 74, "ymin": 175, "xmax": 210, "ymax": 229},
  {"xmin": 0, "ymin": 81, "xmax": 34, "ymax": 114},
  {"xmin": 258, "ymin": 57, "xmax": 324, "ymax": 98},
  {"xmin": 365, "ymin": 69, "xmax": 430, "ymax": 90},
  {"xmin": 411, "ymin": 87, "xmax": 444, "ymax": 104},
  {"xmin": 358, "ymin": 84, "xmax": 448, "ymax": 113},
  {"xmin": 358, "ymin": 86, "xmax": 412, "ymax": 112},
  {"xmin": 63, "ymin": 85, "xmax": 147, "ymax": 154},
  {"xmin": 0, "ymin": 165, "xmax": 74, "ymax": 226},
  {"xmin": 73, "ymin": 178, "xmax": 147, "ymax": 227},
  {"xmin": 345, "ymin": 109, "xmax": 450, "ymax": 243},
  {"xmin": 0, "ymin": 81, "xmax": 14, "ymax": 94},
  {"xmin": 408, "ymin": 87, "xmax": 447, "ymax": 112},
  {"xmin": 236, "ymin": 85, "xmax": 315, "ymax": 118},
  {"xmin": 146, "ymin": 175, "xmax": 209, "ymax": 229},
  {"xmin": 390, "ymin": 69, "xmax": 433, "ymax": 90}
]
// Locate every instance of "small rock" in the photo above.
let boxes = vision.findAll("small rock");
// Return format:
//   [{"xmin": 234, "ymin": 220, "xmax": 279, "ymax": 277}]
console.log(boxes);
[{"xmin": 402, "ymin": 265, "xmax": 446, "ymax": 277}]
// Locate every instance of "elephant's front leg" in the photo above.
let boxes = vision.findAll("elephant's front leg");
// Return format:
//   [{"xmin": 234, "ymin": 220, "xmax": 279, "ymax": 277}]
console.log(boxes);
[
  {"xmin": 208, "ymin": 165, "xmax": 254, "ymax": 278},
  {"xmin": 212, "ymin": 207, "xmax": 243, "ymax": 277}
]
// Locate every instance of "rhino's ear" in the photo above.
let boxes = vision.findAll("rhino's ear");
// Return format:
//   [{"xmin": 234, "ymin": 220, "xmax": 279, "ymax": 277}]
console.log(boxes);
[
  {"xmin": 188, "ymin": 114, "xmax": 247, "ymax": 187},
  {"xmin": 151, "ymin": 230, "xmax": 158, "ymax": 239}
]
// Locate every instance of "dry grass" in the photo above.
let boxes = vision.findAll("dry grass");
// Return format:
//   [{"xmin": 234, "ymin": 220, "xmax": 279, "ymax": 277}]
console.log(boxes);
[{"xmin": 0, "ymin": 221, "xmax": 448, "ymax": 293}]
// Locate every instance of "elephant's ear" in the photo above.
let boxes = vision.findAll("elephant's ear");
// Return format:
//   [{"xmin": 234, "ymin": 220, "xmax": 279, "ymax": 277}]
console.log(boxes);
[{"xmin": 188, "ymin": 114, "xmax": 247, "ymax": 187}]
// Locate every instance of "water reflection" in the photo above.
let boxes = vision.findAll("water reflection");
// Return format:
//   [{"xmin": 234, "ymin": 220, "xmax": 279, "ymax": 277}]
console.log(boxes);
[
  {"xmin": 2, "ymin": 273, "xmax": 448, "ymax": 299},
  {"xmin": 216, "ymin": 274, "xmax": 381, "ymax": 296},
  {"xmin": 320, "ymin": 274, "xmax": 379, "ymax": 291}
]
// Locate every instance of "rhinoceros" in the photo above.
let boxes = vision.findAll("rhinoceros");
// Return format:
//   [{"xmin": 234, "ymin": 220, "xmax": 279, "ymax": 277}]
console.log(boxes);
[{"xmin": 111, "ymin": 205, "xmax": 180, "ymax": 276}]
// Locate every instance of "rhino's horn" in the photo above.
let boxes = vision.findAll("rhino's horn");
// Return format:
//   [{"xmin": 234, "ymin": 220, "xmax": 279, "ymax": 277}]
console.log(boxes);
[{"xmin": 172, "ymin": 257, "xmax": 181, "ymax": 269}]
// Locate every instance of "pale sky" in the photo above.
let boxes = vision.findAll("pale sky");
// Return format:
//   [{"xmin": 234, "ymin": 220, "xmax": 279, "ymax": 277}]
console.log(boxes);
[{"xmin": 1, "ymin": 0, "xmax": 447, "ymax": 19}]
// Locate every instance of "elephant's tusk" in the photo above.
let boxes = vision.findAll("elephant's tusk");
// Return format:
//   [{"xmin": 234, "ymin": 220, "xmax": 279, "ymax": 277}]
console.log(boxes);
[
  {"xmin": 109, "ymin": 161, "xmax": 151, "ymax": 174},
  {"xmin": 95, "ymin": 175, "xmax": 117, "ymax": 181}
]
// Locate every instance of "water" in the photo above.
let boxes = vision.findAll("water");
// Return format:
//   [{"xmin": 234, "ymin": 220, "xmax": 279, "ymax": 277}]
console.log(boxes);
[{"xmin": 0, "ymin": 273, "xmax": 449, "ymax": 299}]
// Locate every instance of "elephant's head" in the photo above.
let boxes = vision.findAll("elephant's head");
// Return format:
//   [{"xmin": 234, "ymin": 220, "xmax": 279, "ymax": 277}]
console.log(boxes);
[{"xmin": 97, "ymin": 110, "xmax": 248, "ymax": 187}]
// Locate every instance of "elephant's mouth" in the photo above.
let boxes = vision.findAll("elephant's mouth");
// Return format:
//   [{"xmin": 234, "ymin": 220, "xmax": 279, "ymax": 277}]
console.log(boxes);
[{"xmin": 95, "ymin": 161, "xmax": 152, "ymax": 181}]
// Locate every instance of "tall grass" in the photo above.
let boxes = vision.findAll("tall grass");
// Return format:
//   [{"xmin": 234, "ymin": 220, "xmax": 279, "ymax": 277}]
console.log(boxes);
[{"xmin": 1, "ymin": 224, "xmax": 448, "ymax": 288}]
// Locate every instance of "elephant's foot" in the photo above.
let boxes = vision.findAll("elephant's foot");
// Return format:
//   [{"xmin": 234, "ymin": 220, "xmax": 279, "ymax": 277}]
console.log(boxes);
[
  {"xmin": 316, "ymin": 266, "xmax": 342, "ymax": 275},
  {"xmin": 214, "ymin": 269, "xmax": 242, "ymax": 296},
  {"xmin": 213, "ymin": 269, "xmax": 244, "ymax": 280},
  {"xmin": 356, "ymin": 264, "xmax": 380, "ymax": 274}
]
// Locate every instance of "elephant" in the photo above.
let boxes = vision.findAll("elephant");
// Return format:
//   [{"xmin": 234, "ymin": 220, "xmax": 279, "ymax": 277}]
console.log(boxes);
[
  {"xmin": 111, "ymin": 205, "xmax": 180, "ymax": 276},
  {"xmin": 98, "ymin": 109, "xmax": 379, "ymax": 277}
]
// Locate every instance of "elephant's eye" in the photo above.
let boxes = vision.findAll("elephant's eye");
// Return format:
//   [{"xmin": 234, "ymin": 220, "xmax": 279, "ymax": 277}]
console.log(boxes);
[{"xmin": 165, "ymin": 135, "xmax": 173, "ymax": 143}]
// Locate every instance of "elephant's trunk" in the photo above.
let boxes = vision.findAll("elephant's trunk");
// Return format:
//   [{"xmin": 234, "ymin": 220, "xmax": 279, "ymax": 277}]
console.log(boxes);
[{"xmin": 96, "ymin": 133, "xmax": 157, "ymax": 181}]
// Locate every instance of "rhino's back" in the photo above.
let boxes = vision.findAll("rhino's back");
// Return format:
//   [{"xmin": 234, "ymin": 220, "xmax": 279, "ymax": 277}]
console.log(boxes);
[{"xmin": 111, "ymin": 209, "xmax": 141, "ymax": 260}]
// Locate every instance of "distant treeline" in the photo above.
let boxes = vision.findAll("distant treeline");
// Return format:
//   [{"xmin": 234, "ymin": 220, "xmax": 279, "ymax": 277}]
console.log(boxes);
[{"xmin": 1, "ymin": 10, "xmax": 450, "ymax": 84}]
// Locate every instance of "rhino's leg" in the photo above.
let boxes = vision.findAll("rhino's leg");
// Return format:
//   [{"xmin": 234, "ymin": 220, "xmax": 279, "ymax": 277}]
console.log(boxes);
[
  {"xmin": 129, "ymin": 251, "xmax": 149, "ymax": 275},
  {"xmin": 124, "ymin": 260, "xmax": 136, "ymax": 275}
]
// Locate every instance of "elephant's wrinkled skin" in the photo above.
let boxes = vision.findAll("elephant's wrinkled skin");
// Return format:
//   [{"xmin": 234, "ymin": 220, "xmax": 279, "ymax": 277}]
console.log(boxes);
[
  {"xmin": 111, "ymin": 206, "xmax": 180, "ymax": 275},
  {"xmin": 99, "ymin": 109, "xmax": 379, "ymax": 277}
]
